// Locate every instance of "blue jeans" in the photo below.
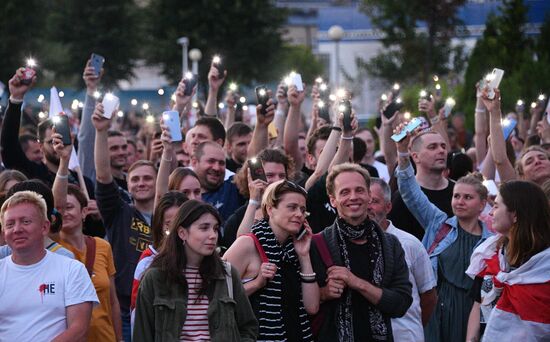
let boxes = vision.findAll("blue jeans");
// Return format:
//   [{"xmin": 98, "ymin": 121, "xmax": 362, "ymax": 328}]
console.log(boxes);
[{"xmin": 122, "ymin": 310, "xmax": 131, "ymax": 342}]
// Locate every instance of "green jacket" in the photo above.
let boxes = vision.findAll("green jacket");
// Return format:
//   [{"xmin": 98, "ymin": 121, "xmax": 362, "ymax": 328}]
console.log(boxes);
[{"xmin": 133, "ymin": 265, "xmax": 258, "ymax": 342}]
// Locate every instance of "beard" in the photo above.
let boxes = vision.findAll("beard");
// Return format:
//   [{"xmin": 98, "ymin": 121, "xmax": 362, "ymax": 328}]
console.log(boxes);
[{"xmin": 45, "ymin": 151, "xmax": 60, "ymax": 166}]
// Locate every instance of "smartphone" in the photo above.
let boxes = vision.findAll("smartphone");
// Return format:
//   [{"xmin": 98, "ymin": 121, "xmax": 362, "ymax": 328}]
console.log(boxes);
[
  {"xmin": 21, "ymin": 67, "xmax": 36, "ymax": 85},
  {"xmin": 487, "ymin": 68, "xmax": 504, "ymax": 100},
  {"xmin": 292, "ymin": 73, "xmax": 304, "ymax": 92},
  {"xmin": 248, "ymin": 158, "xmax": 267, "ymax": 182},
  {"xmin": 162, "ymin": 110, "xmax": 183, "ymax": 142},
  {"xmin": 391, "ymin": 83, "xmax": 400, "ymax": 97},
  {"xmin": 255, "ymin": 85, "xmax": 269, "ymax": 115},
  {"xmin": 183, "ymin": 72, "xmax": 197, "ymax": 96},
  {"xmin": 318, "ymin": 100, "xmax": 330, "ymax": 123},
  {"xmin": 339, "ymin": 100, "xmax": 352, "ymax": 131},
  {"xmin": 443, "ymin": 98, "xmax": 456, "ymax": 118},
  {"xmin": 476, "ymin": 78, "xmax": 488, "ymax": 98},
  {"xmin": 391, "ymin": 117, "xmax": 423, "ymax": 142},
  {"xmin": 383, "ymin": 98, "xmax": 404, "ymax": 119},
  {"xmin": 296, "ymin": 225, "xmax": 307, "ymax": 241},
  {"xmin": 53, "ymin": 115, "xmax": 72, "ymax": 146},
  {"xmin": 502, "ymin": 118, "xmax": 517, "ymax": 140},
  {"xmin": 102, "ymin": 93, "xmax": 119, "ymax": 119},
  {"xmin": 319, "ymin": 83, "xmax": 330, "ymax": 99},
  {"xmin": 419, "ymin": 90, "xmax": 431, "ymax": 101},
  {"xmin": 90, "ymin": 53, "xmax": 105, "ymax": 77},
  {"xmin": 212, "ymin": 55, "xmax": 225, "ymax": 78}
]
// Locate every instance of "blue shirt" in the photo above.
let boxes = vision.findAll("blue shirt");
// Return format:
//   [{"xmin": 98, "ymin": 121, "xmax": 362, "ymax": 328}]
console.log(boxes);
[{"xmin": 202, "ymin": 176, "xmax": 245, "ymax": 230}]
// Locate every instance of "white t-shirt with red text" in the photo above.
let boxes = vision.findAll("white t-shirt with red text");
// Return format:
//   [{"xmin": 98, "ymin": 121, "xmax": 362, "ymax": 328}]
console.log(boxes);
[{"xmin": 0, "ymin": 250, "xmax": 99, "ymax": 341}]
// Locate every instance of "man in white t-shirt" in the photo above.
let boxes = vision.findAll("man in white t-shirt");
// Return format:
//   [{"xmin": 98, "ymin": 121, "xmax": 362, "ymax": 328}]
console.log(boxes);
[
  {"xmin": 368, "ymin": 178, "xmax": 437, "ymax": 341},
  {"xmin": 356, "ymin": 128, "xmax": 390, "ymax": 182},
  {"xmin": 0, "ymin": 191, "xmax": 98, "ymax": 341}
]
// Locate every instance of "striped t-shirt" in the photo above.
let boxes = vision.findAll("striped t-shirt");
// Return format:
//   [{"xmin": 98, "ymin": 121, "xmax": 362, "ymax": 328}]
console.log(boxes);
[{"xmin": 180, "ymin": 266, "xmax": 210, "ymax": 341}]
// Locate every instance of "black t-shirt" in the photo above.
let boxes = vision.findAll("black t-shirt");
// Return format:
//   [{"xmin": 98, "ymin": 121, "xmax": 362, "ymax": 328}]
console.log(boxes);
[
  {"xmin": 348, "ymin": 241, "xmax": 376, "ymax": 340},
  {"xmin": 226, "ymin": 157, "xmax": 242, "ymax": 173},
  {"xmin": 306, "ymin": 174, "xmax": 336, "ymax": 233},
  {"xmin": 388, "ymin": 180, "xmax": 455, "ymax": 240},
  {"xmin": 220, "ymin": 202, "xmax": 248, "ymax": 248}
]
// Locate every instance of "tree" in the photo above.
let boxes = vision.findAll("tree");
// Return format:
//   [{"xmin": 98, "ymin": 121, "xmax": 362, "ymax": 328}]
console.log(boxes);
[
  {"xmin": 42, "ymin": 0, "xmax": 142, "ymax": 88},
  {"xmin": 360, "ymin": 0, "xmax": 466, "ymax": 85},
  {"xmin": 0, "ymin": 0, "xmax": 46, "ymax": 86},
  {"xmin": 272, "ymin": 44, "xmax": 325, "ymax": 85},
  {"xmin": 142, "ymin": 0, "xmax": 287, "ymax": 86}
]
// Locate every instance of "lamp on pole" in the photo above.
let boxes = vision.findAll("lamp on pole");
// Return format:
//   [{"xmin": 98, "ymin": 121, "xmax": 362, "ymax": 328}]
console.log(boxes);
[
  {"xmin": 189, "ymin": 48, "xmax": 202, "ymax": 75},
  {"xmin": 328, "ymin": 25, "xmax": 344, "ymax": 88},
  {"xmin": 177, "ymin": 37, "xmax": 189, "ymax": 77}
]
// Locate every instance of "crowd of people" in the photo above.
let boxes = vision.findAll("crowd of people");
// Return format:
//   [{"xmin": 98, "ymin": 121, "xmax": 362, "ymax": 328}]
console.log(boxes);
[{"xmin": 0, "ymin": 53, "xmax": 549, "ymax": 342}]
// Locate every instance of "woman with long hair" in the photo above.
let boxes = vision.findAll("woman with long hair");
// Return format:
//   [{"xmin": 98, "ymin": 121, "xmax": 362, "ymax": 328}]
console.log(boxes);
[
  {"xmin": 394, "ymin": 128, "xmax": 493, "ymax": 342},
  {"xmin": 130, "ymin": 191, "xmax": 188, "ymax": 321},
  {"xmin": 0, "ymin": 169, "xmax": 27, "ymax": 198},
  {"xmin": 133, "ymin": 200, "xmax": 258, "ymax": 341},
  {"xmin": 224, "ymin": 180, "xmax": 319, "ymax": 342},
  {"xmin": 466, "ymin": 181, "xmax": 550, "ymax": 341}
]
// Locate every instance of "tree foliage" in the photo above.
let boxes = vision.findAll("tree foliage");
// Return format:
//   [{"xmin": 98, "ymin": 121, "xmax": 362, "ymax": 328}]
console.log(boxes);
[
  {"xmin": 360, "ymin": 0, "xmax": 466, "ymax": 85},
  {"xmin": 142, "ymin": 0, "xmax": 288, "ymax": 86}
]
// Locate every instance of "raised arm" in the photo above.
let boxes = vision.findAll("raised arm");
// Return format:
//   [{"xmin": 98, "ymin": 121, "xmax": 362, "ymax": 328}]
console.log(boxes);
[
  {"xmin": 305, "ymin": 122, "xmax": 341, "ymax": 190},
  {"xmin": 474, "ymin": 95, "xmax": 489, "ymax": 169},
  {"xmin": 379, "ymin": 107, "xmax": 400, "ymax": 176},
  {"xmin": 224, "ymin": 90, "xmax": 237, "ymax": 128},
  {"xmin": 284, "ymin": 85, "xmax": 306, "ymax": 172},
  {"xmin": 273, "ymin": 83, "xmax": 289, "ymax": 148},
  {"xmin": 52, "ymin": 131, "xmax": 73, "ymax": 214},
  {"xmin": 78, "ymin": 59, "xmax": 103, "ymax": 182},
  {"xmin": 235, "ymin": 168, "xmax": 268, "ymax": 237},
  {"xmin": 481, "ymin": 89, "xmax": 517, "ymax": 182},
  {"xmin": 204, "ymin": 62, "xmax": 226, "ymax": 116},
  {"xmin": 247, "ymin": 95, "xmax": 275, "ymax": 158},
  {"xmin": 154, "ymin": 125, "xmax": 176, "ymax": 208},
  {"xmin": 419, "ymin": 97, "xmax": 450, "ymax": 148},
  {"xmin": 92, "ymin": 103, "xmax": 114, "ymax": 184}
]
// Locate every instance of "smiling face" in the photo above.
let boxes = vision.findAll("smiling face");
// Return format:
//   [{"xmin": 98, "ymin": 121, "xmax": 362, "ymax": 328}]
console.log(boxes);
[
  {"xmin": 520, "ymin": 150, "xmax": 550, "ymax": 185},
  {"xmin": 267, "ymin": 192, "xmax": 307, "ymax": 236},
  {"xmin": 451, "ymin": 183, "xmax": 486, "ymax": 220},
  {"xmin": 128, "ymin": 165, "xmax": 157, "ymax": 202},
  {"xmin": 2, "ymin": 203, "xmax": 49, "ymax": 256},
  {"xmin": 329, "ymin": 171, "xmax": 371, "ymax": 226},
  {"xmin": 192, "ymin": 144, "xmax": 226, "ymax": 191},
  {"xmin": 178, "ymin": 213, "xmax": 219, "ymax": 262},
  {"xmin": 490, "ymin": 194, "xmax": 516, "ymax": 237}
]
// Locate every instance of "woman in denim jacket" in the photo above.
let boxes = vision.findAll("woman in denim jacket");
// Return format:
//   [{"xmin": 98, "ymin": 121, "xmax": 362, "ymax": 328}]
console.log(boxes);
[
  {"xmin": 133, "ymin": 200, "xmax": 258, "ymax": 341},
  {"xmin": 394, "ymin": 128, "xmax": 492, "ymax": 342}
]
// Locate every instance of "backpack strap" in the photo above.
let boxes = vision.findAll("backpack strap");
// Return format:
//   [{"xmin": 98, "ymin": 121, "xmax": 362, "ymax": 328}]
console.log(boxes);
[
  {"xmin": 84, "ymin": 236, "xmax": 96, "ymax": 277},
  {"xmin": 243, "ymin": 233, "xmax": 269, "ymax": 263},
  {"xmin": 223, "ymin": 261, "xmax": 234, "ymax": 300},
  {"xmin": 312, "ymin": 233, "xmax": 334, "ymax": 268},
  {"xmin": 427, "ymin": 223, "xmax": 452, "ymax": 255}
]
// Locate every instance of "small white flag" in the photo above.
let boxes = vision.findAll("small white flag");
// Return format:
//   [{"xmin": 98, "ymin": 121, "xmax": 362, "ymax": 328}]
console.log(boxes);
[{"xmin": 49, "ymin": 86, "xmax": 64, "ymax": 118}]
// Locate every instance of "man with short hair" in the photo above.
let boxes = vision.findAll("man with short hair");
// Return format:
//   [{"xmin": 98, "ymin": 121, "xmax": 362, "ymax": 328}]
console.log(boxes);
[
  {"xmin": 191, "ymin": 141, "xmax": 244, "ymax": 221},
  {"xmin": 0, "ymin": 191, "xmax": 98, "ymax": 341},
  {"xmin": 305, "ymin": 126, "xmax": 331, "ymax": 174},
  {"xmin": 356, "ymin": 128, "xmax": 390, "ymax": 182},
  {"xmin": 186, "ymin": 117, "xmax": 226, "ymax": 155},
  {"xmin": 310, "ymin": 163, "xmax": 412, "ymax": 342},
  {"xmin": 368, "ymin": 178, "xmax": 437, "ymax": 341},
  {"xmin": 388, "ymin": 131, "xmax": 454, "ymax": 240},
  {"xmin": 19, "ymin": 133, "xmax": 43, "ymax": 163},
  {"xmin": 93, "ymin": 102, "xmax": 156, "ymax": 341},
  {"xmin": 225, "ymin": 122, "xmax": 252, "ymax": 172}
]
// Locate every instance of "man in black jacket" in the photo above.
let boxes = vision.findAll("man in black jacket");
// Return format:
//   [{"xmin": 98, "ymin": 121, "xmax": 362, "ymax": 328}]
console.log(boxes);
[{"xmin": 310, "ymin": 163, "xmax": 412, "ymax": 342}]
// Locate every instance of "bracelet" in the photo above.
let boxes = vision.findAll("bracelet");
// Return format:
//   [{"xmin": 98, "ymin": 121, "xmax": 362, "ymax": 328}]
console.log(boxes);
[
  {"xmin": 162, "ymin": 156, "xmax": 173, "ymax": 162},
  {"xmin": 430, "ymin": 116, "xmax": 440, "ymax": 125},
  {"xmin": 331, "ymin": 126, "xmax": 342, "ymax": 132},
  {"xmin": 275, "ymin": 109, "xmax": 285, "ymax": 117},
  {"xmin": 475, "ymin": 108, "xmax": 486, "ymax": 113},
  {"xmin": 9, "ymin": 96, "xmax": 23, "ymax": 104},
  {"xmin": 341, "ymin": 135, "xmax": 354, "ymax": 140},
  {"xmin": 301, "ymin": 277, "xmax": 317, "ymax": 283},
  {"xmin": 56, "ymin": 173, "xmax": 69, "ymax": 179},
  {"xmin": 398, "ymin": 151, "xmax": 410, "ymax": 158},
  {"xmin": 249, "ymin": 199, "xmax": 260, "ymax": 207},
  {"xmin": 299, "ymin": 271, "xmax": 316, "ymax": 277}
]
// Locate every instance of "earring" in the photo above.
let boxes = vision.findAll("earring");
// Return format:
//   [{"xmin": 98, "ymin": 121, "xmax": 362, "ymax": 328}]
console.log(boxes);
[{"xmin": 182, "ymin": 240, "xmax": 186, "ymax": 246}]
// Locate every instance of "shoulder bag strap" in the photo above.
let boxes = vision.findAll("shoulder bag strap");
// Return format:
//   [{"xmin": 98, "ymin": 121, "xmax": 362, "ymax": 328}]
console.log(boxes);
[
  {"xmin": 427, "ymin": 223, "xmax": 452, "ymax": 255},
  {"xmin": 243, "ymin": 233, "xmax": 269, "ymax": 263},
  {"xmin": 312, "ymin": 233, "xmax": 334, "ymax": 268},
  {"xmin": 84, "ymin": 236, "xmax": 96, "ymax": 277}
]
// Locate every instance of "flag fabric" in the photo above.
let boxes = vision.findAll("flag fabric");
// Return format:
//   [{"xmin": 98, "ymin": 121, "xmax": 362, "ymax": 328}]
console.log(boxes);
[
  {"xmin": 482, "ymin": 247, "xmax": 550, "ymax": 342},
  {"xmin": 49, "ymin": 87, "xmax": 63, "ymax": 118}
]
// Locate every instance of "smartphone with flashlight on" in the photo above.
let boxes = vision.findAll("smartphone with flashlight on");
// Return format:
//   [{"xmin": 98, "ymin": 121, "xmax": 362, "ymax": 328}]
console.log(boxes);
[
  {"xmin": 90, "ymin": 53, "xmax": 105, "ymax": 77},
  {"xmin": 292, "ymin": 73, "xmax": 304, "ymax": 92},
  {"xmin": 391, "ymin": 117, "xmax": 423, "ymax": 142},
  {"xmin": 419, "ymin": 90, "xmax": 432, "ymax": 101},
  {"xmin": 502, "ymin": 118, "xmax": 518, "ymax": 141},
  {"xmin": 162, "ymin": 110, "xmax": 183, "ymax": 142},
  {"xmin": 255, "ymin": 85, "xmax": 270, "ymax": 115},
  {"xmin": 102, "ymin": 93, "xmax": 120, "ymax": 119},
  {"xmin": 53, "ymin": 115, "xmax": 72, "ymax": 146},
  {"xmin": 21, "ymin": 58, "xmax": 37, "ymax": 85},
  {"xmin": 339, "ymin": 100, "xmax": 352, "ymax": 131},
  {"xmin": 486, "ymin": 68, "xmax": 504, "ymax": 100},
  {"xmin": 183, "ymin": 72, "xmax": 198, "ymax": 96},
  {"xmin": 212, "ymin": 55, "xmax": 225, "ymax": 78},
  {"xmin": 443, "ymin": 97, "xmax": 456, "ymax": 119},
  {"xmin": 248, "ymin": 158, "xmax": 267, "ymax": 182},
  {"xmin": 383, "ymin": 98, "xmax": 404, "ymax": 119}
]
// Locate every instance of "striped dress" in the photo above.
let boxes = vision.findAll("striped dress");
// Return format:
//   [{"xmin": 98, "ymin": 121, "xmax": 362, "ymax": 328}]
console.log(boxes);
[{"xmin": 180, "ymin": 266, "xmax": 210, "ymax": 341}]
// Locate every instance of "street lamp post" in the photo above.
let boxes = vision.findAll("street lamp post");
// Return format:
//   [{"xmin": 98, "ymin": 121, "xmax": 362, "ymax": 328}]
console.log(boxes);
[
  {"xmin": 328, "ymin": 25, "xmax": 344, "ymax": 88},
  {"xmin": 189, "ymin": 48, "xmax": 202, "ymax": 104},
  {"xmin": 177, "ymin": 37, "xmax": 189, "ymax": 77}
]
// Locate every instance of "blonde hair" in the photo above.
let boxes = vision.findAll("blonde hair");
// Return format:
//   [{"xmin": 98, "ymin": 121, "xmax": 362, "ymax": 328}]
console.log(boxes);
[
  {"xmin": 326, "ymin": 162, "xmax": 371, "ymax": 197},
  {"xmin": 1, "ymin": 191, "xmax": 48, "ymax": 226},
  {"xmin": 261, "ymin": 180, "xmax": 307, "ymax": 219}
]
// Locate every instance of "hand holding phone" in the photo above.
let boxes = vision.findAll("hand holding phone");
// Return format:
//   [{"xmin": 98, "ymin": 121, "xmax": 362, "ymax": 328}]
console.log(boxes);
[
  {"xmin": 53, "ymin": 115, "xmax": 72, "ymax": 146},
  {"xmin": 338, "ymin": 100, "xmax": 352, "ymax": 132},
  {"xmin": 391, "ymin": 117, "xmax": 422, "ymax": 142},
  {"xmin": 102, "ymin": 93, "xmax": 119, "ymax": 119},
  {"xmin": 248, "ymin": 158, "xmax": 267, "ymax": 182},
  {"xmin": 21, "ymin": 58, "xmax": 37, "ymax": 85},
  {"xmin": 212, "ymin": 55, "xmax": 225, "ymax": 79},
  {"xmin": 502, "ymin": 118, "xmax": 517, "ymax": 140},
  {"xmin": 383, "ymin": 98, "xmax": 404, "ymax": 119},
  {"xmin": 486, "ymin": 68, "xmax": 504, "ymax": 100},
  {"xmin": 255, "ymin": 86, "xmax": 270, "ymax": 115},
  {"xmin": 291, "ymin": 73, "xmax": 304, "ymax": 92},
  {"xmin": 90, "ymin": 53, "xmax": 105, "ymax": 77},
  {"xmin": 183, "ymin": 72, "xmax": 198, "ymax": 96},
  {"xmin": 162, "ymin": 110, "xmax": 182, "ymax": 142},
  {"xmin": 443, "ymin": 97, "xmax": 456, "ymax": 118}
]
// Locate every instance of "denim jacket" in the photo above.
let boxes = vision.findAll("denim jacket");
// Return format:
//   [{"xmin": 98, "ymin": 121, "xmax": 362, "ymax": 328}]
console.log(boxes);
[
  {"xmin": 133, "ymin": 265, "xmax": 258, "ymax": 342},
  {"xmin": 396, "ymin": 164, "xmax": 493, "ymax": 280}
]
